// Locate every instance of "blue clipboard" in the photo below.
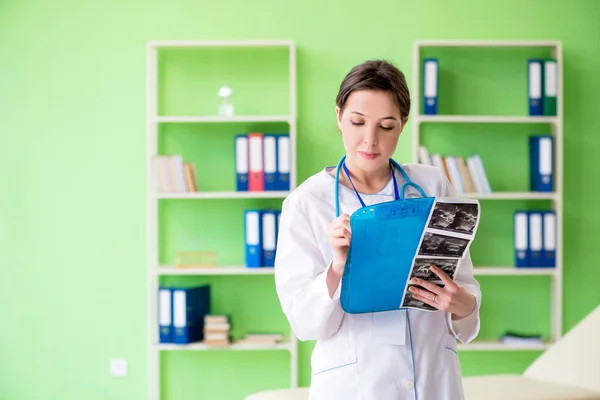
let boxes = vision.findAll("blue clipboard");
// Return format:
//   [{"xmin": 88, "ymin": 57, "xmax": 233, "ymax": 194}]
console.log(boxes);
[{"xmin": 334, "ymin": 156, "xmax": 436, "ymax": 314}]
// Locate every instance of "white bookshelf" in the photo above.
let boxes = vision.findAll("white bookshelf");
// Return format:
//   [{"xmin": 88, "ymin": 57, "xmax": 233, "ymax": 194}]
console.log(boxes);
[
  {"xmin": 156, "ymin": 341, "xmax": 293, "ymax": 351},
  {"xmin": 153, "ymin": 191, "xmax": 291, "ymax": 199},
  {"xmin": 457, "ymin": 340, "xmax": 552, "ymax": 352},
  {"xmin": 154, "ymin": 266, "xmax": 275, "ymax": 276},
  {"xmin": 473, "ymin": 267, "xmax": 556, "ymax": 276},
  {"xmin": 155, "ymin": 115, "xmax": 292, "ymax": 123},
  {"xmin": 417, "ymin": 115, "xmax": 559, "ymax": 124},
  {"xmin": 146, "ymin": 40, "xmax": 298, "ymax": 400},
  {"xmin": 459, "ymin": 192, "xmax": 558, "ymax": 200},
  {"xmin": 412, "ymin": 40, "xmax": 563, "ymax": 352}
]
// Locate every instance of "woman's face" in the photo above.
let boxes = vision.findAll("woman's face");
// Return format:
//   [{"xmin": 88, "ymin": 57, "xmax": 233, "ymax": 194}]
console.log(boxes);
[{"xmin": 336, "ymin": 89, "xmax": 406, "ymax": 173}]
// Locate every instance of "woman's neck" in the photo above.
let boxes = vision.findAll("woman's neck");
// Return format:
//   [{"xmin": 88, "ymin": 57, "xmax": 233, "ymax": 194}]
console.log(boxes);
[{"xmin": 341, "ymin": 158, "xmax": 392, "ymax": 195}]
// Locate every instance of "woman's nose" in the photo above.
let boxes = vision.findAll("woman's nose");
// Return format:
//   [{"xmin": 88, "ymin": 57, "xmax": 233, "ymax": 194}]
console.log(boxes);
[{"xmin": 363, "ymin": 126, "xmax": 378, "ymax": 146}]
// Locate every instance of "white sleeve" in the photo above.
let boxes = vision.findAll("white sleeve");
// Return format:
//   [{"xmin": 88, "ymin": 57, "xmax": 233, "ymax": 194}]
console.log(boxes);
[
  {"xmin": 447, "ymin": 251, "xmax": 481, "ymax": 343},
  {"xmin": 274, "ymin": 198, "xmax": 345, "ymax": 342},
  {"xmin": 438, "ymin": 168, "xmax": 482, "ymax": 344}
]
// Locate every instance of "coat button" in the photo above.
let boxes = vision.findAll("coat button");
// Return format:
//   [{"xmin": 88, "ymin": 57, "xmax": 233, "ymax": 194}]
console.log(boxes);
[{"xmin": 403, "ymin": 380, "xmax": 414, "ymax": 390}]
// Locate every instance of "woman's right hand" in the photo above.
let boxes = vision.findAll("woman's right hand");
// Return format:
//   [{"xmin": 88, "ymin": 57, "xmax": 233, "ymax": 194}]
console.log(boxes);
[{"xmin": 327, "ymin": 213, "xmax": 352, "ymax": 274}]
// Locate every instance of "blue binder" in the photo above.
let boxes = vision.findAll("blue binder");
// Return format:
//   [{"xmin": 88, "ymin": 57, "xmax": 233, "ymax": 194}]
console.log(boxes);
[
  {"xmin": 542, "ymin": 211, "xmax": 556, "ymax": 267},
  {"xmin": 172, "ymin": 285, "xmax": 211, "ymax": 344},
  {"xmin": 529, "ymin": 135, "xmax": 553, "ymax": 192},
  {"xmin": 276, "ymin": 134, "xmax": 290, "ymax": 191},
  {"xmin": 334, "ymin": 155, "xmax": 436, "ymax": 314},
  {"xmin": 263, "ymin": 134, "xmax": 278, "ymax": 191},
  {"xmin": 158, "ymin": 287, "xmax": 173, "ymax": 343},
  {"xmin": 235, "ymin": 134, "xmax": 249, "ymax": 191},
  {"xmin": 423, "ymin": 58, "xmax": 438, "ymax": 115},
  {"xmin": 245, "ymin": 209, "xmax": 262, "ymax": 267},
  {"xmin": 261, "ymin": 210, "xmax": 277, "ymax": 267},
  {"xmin": 528, "ymin": 59, "xmax": 543, "ymax": 116},
  {"xmin": 528, "ymin": 212, "xmax": 543, "ymax": 267},
  {"xmin": 514, "ymin": 211, "xmax": 529, "ymax": 267}
]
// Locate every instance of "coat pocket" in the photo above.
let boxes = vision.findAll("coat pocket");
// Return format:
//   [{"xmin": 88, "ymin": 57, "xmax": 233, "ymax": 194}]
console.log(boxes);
[
  {"xmin": 445, "ymin": 333, "xmax": 465, "ymax": 399},
  {"xmin": 445, "ymin": 333, "xmax": 459, "ymax": 358},
  {"xmin": 311, "ymin": 326, "xmax": 357, "ymax": 376}
]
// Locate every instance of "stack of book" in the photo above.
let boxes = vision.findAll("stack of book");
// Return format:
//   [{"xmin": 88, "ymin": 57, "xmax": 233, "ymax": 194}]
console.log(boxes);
[
  {"xmin": 153, "ymin": 154, "xmax": 198, "ymax": 193},
  {"xmin": 235, "ymin": 333, "xmax": 284, "ymax": 346},
  {"xmin": 418, "ymin": 145, "xmax": 491, "ymax": 195},
  {"xmin": 203, "ymin": 315, "xmax": 231, "ymax": 346}
]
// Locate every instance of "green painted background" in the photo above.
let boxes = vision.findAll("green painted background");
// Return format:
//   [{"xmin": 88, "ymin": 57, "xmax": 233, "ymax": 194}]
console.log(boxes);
[{"xmin": 1, "ymin": 0, "xmax": 599, "ymax": 399}]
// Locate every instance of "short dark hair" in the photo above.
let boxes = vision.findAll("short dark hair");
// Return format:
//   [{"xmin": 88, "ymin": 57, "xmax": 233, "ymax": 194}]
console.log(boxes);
[{"xmin": 335, "ymin": 59, "xmax": 411, "ymax": 120}]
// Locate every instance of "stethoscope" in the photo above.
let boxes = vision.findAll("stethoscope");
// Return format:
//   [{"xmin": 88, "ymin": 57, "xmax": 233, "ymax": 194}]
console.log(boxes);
[
  {"xmin": 334, "ymin": 154, "xmax": 427, "ymax": 217},
  {"xmin": 333, "ymin": 154, "xmax": 427, "ymax": 400}
]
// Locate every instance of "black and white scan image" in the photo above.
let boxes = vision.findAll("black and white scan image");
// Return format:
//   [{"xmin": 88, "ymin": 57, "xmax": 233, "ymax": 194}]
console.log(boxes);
[
  {"xmin": 428, "ymin": 202, "xmax": 479, "ymax": 235},
  {"xmin": 418, "ymin": 232, "xmax": 469, "ymax": 258},
  {"xmin": 402, "ymin": 285, "xmax": 439, "ymax": 311},
  {"xmin": 410, "ymin": 258, "xmax": 459, "ymax": 280}
]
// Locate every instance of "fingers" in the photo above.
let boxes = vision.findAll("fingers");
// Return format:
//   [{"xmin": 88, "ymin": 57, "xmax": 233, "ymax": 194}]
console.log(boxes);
[
  {"xmin": 330, "ymin": 237, "xmax": 351, "ymax": 247},
  {"xmin": 430, "ymin": 265, "xmax": 458, "ymax": 290},
  {"xmin": 408, "ymin": 286, "xmax": 440, "ymax": 310},
  {"xmin": 335, "ymin": 214, "xmax": 351, "ymax": 232},
  {"xmin": 410, "ymin": 276, "xmax": 443, "ymax": 295},
  {"xmin": 331, "ymin": 227, "xmax": 350, "ymax": 238}
]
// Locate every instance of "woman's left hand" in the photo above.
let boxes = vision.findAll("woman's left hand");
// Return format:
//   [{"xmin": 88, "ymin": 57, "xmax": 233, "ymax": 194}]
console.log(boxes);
[{"xmin": 408, "ymin": 265, "xmax": 476, "ymax": 319}]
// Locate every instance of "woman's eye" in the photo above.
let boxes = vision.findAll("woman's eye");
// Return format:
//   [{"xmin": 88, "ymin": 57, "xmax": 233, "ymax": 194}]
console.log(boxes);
[
  {"xmin": 350, "ymin": 121, "xmax": 364, "ymax": 126},
  {"xmin": 380, "ymin": 126, "xmax": 394, "ymax": 131}
]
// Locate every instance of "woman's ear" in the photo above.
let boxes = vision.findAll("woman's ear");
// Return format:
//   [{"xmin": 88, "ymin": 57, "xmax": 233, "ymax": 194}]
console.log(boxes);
[{"xmin": 336, "ymin": 106, "xmax": 343, "ymax": 130}]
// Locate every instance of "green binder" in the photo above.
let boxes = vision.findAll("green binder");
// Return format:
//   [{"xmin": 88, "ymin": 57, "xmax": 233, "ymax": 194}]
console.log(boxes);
[{"xmin": 543, "ymin": 58, "xmax": 557, "ymax": 116}]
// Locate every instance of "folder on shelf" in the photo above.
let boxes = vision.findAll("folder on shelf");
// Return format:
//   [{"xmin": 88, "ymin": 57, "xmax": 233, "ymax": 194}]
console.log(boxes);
[
  {"xmin": 528, "ymin": 212, "xmax": 543, "ymax": 267},
  {"xmin": 276, "ymin": 134, "xmax": 290, "ymax": 191},
  {"xmin": 235, "ymin": 135, "xmax": 249, "ymax": 191},
  {"xmin": 248, "ymin": 133, "xmax": 264, "ymax": 191},
  {"xmin": 528, "ymin": 59, "xmax": 543, "ymax": 116},
  {"xmin": 543, "ymin": 59, "xmax": 558, "ymax": 116},
  {"xmin": 542, "ymin": 211, "xmax": 556, "ymax": 267},
  {"xmin": 173, "ymin": 285, "xmax": 211, "ymax": 344},
  {"xmin": 158, "ymin": 287, "xmax": 173, "ymax": 343},
  {"xmin": 422, "ymin": 58, "xmax": 438, "ymax": 115},
  {"xmin": 514, "ymin": 211, "xmax": 529, "ymax": 267},
  {"xmin": 245, "ymin": 209, "xmax": 262, "ymax": 267},
  {"xmin": 261, "ymin": 210, "xmax": 277, "ymax": 267},
  {"xmin": 529, "ymin": 135, "xmax": 553, "ymax": 192},
  {"xmin": 263, "ymin": 134, "xmax": 278, "ymax": 191}
]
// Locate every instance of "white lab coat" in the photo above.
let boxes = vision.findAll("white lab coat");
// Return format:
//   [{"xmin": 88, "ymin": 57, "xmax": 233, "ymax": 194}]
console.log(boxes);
[{"xmin": 274, "ymin": 162, "xmax": 482, "ymax": 400}]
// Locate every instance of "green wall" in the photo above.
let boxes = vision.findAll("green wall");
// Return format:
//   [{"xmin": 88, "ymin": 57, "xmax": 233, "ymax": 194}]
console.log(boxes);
[{"xmin": 1, "ymin": 0, "xmax": 599, "ymax": 399}]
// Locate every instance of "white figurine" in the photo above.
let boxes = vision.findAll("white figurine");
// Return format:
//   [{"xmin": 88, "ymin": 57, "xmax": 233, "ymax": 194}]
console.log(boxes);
[{"xmin": 218, "ymin": 85, "xmax": 234, "ymax": 117}]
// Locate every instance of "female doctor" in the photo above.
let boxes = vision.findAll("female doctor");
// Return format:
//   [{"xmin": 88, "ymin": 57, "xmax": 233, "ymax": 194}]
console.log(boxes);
[{"xmin": 274, "ymin": 59, "xmax": 482, "ymax": 400}]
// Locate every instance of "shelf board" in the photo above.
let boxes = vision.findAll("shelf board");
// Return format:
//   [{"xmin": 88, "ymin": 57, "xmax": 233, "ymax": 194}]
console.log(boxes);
[
  {"xmin": 473, "ymin": 267, "xmax": 556, "ymax": 276},
  {"xmin": 416, "ymin": 115, "xmax": 558, "ymax": 124},
  {"xmin": 155, "ymin": 266, "xmax": 274, "ymax": 275},
  {"xmin": 156, "ymin": 341, "xmax": 291, "ymax": 351},
  {"xmin": 153, "ymin": 191, "xmax": 290, "ymax": 199},
  {"xmin": 148, "ymin": 40, "xmax": 295, "ymax": 48},
  {"xmin": 457, "ymin": 340, "xmax": 551, "ymax": 351},
  {"xmin": 415, "ymin": 40, "xmax": 560, "ymax": 48},
  {"xmin": 459, "ymin": 192, "xmax": 557, "ymax": 200},
  {"xmin": 154, "ymin": 115, "xmax": 291, "ymax": 123}
]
